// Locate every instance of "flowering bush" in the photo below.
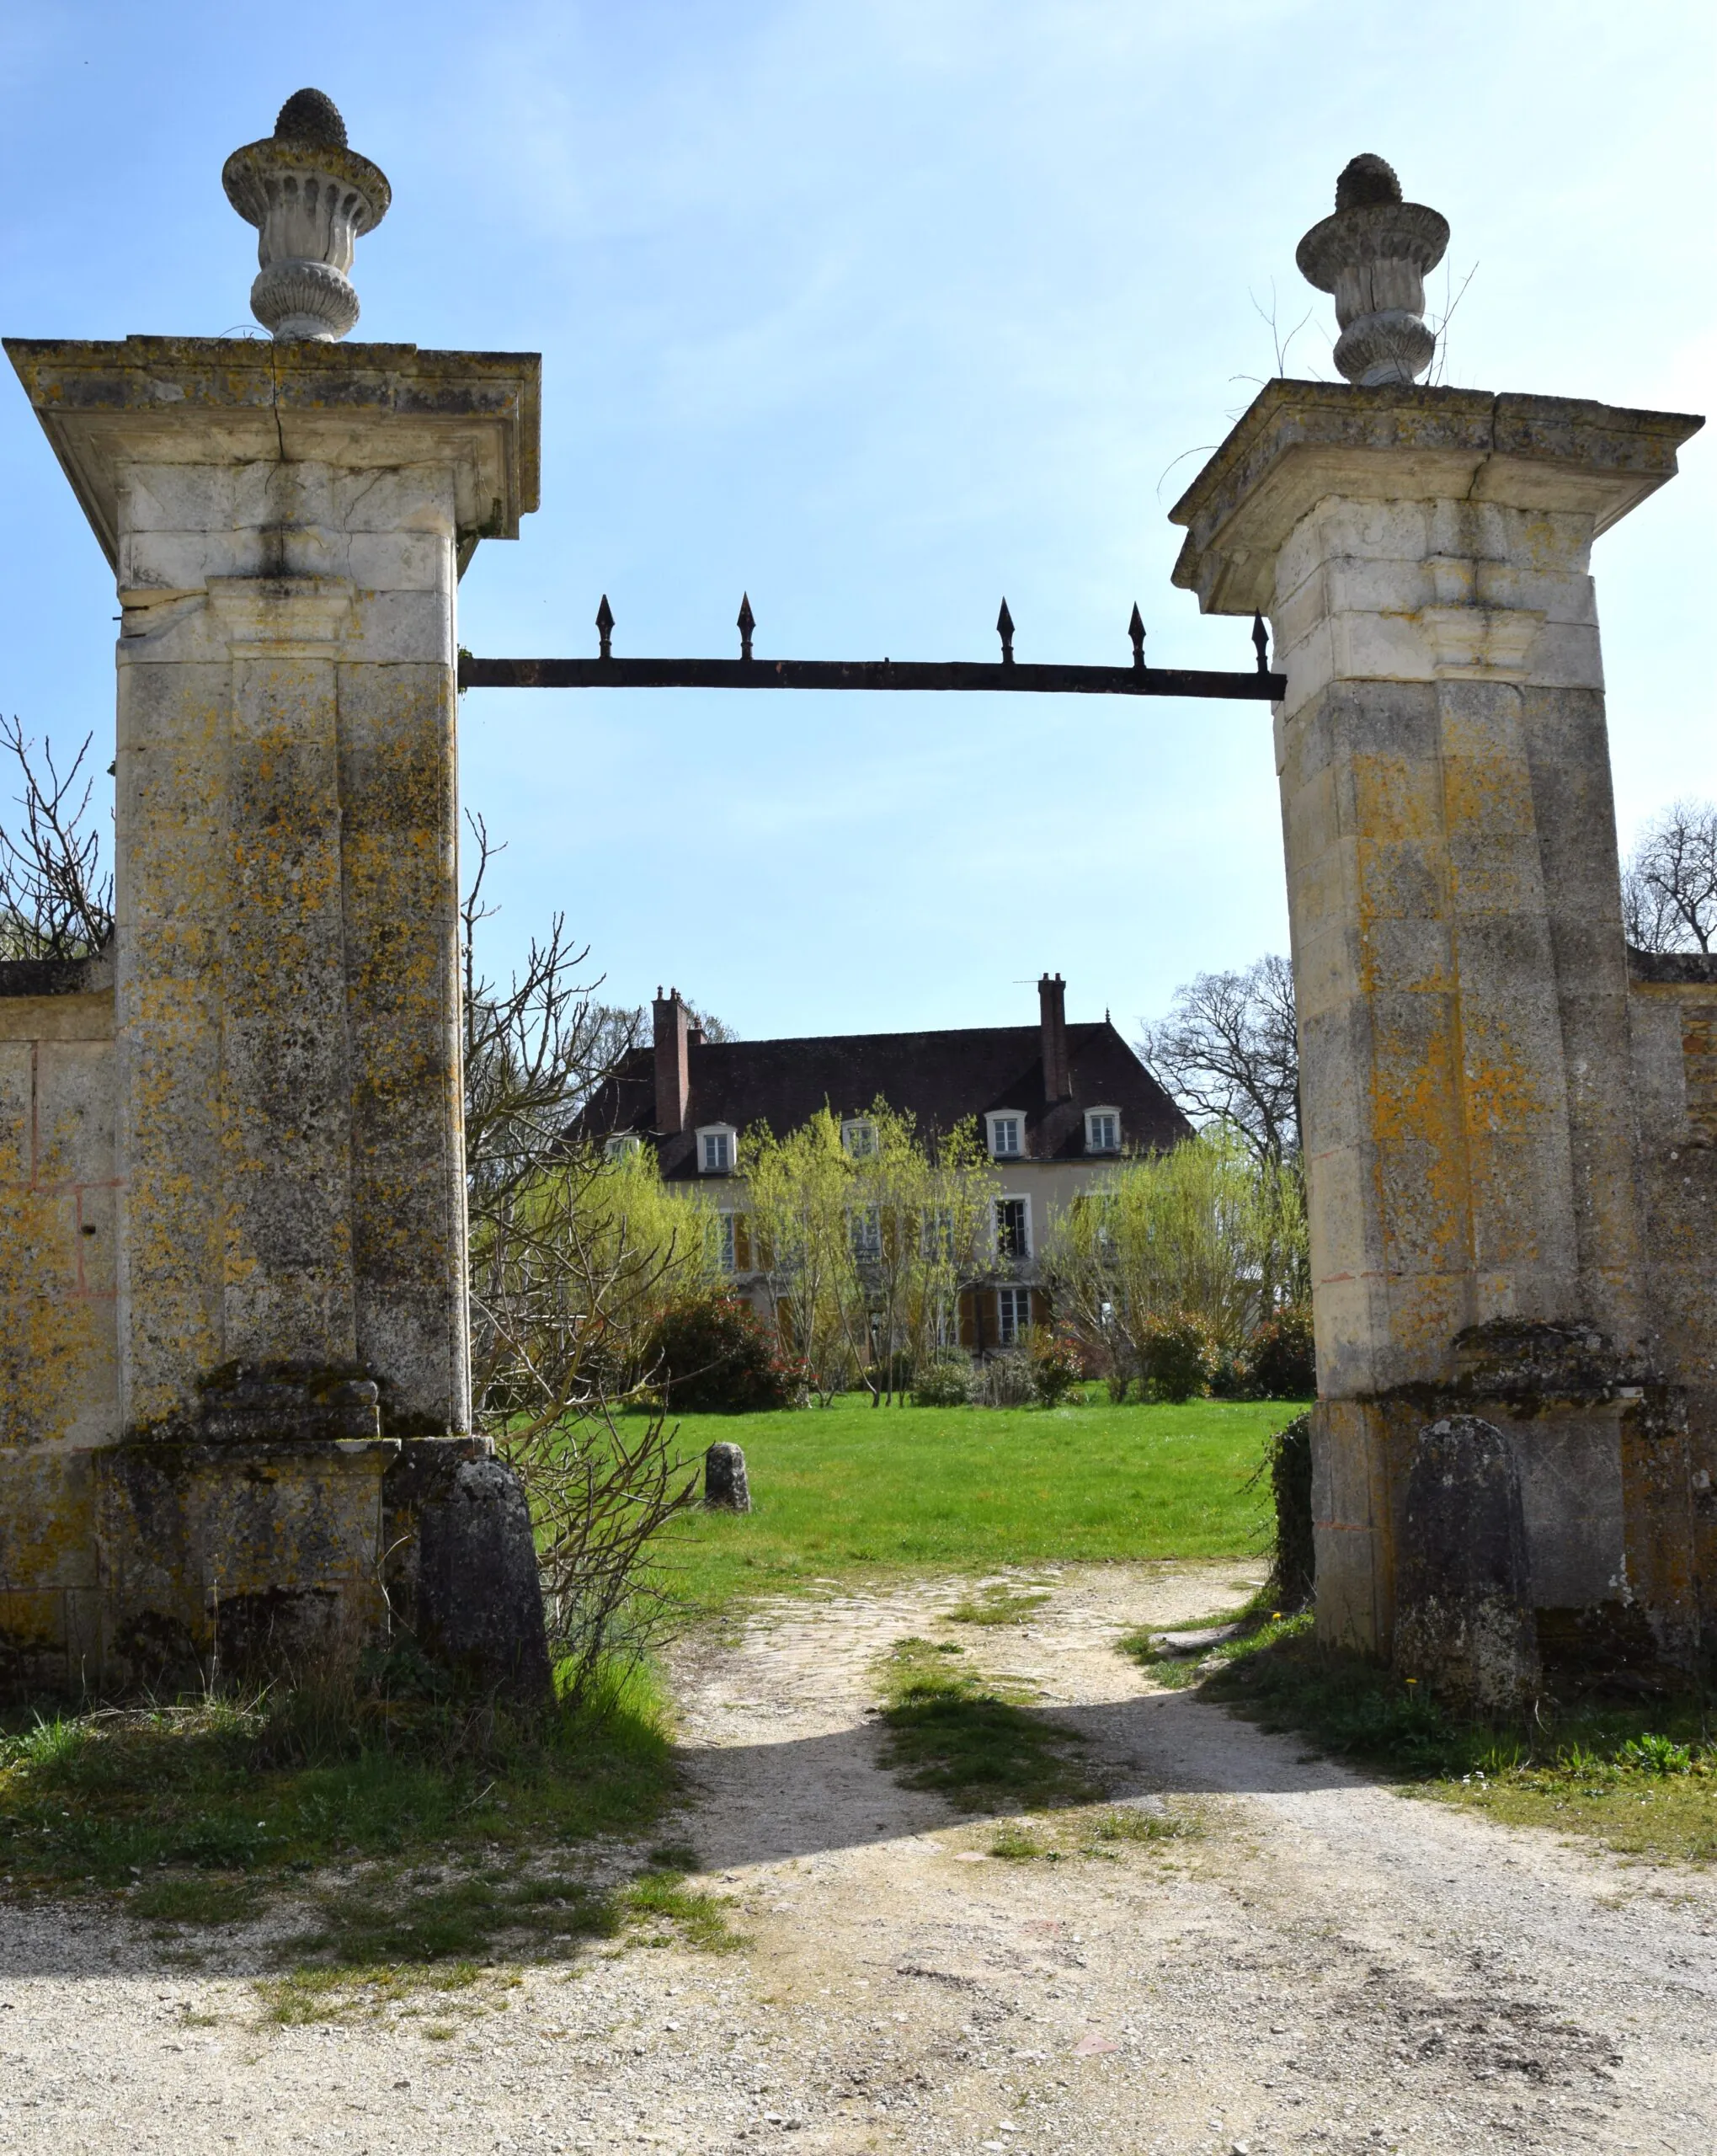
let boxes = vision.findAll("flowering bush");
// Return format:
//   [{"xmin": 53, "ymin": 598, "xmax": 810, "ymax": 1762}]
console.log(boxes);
[
  {"xmin": 1028, "ymin": 1324, "xmax": 1085, "ymax": 1407},
  {"xmin": 912, "ymin": 1356, "xmax": 974, "ymax": 1407}
]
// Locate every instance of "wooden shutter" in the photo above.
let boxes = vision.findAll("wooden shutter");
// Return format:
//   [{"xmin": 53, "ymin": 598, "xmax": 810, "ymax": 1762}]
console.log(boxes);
[
  {"xmin": 957, "ymin": 1288, "xmax": 977, "ymax": 1349},
  {"xmin": 734, "ymin": 1214, "xmax": 752, "ymax": 1271}
]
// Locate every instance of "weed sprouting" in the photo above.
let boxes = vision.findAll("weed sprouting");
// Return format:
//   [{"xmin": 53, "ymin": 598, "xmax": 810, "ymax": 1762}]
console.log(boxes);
[
  {"xmin": 619, "ymin": 1868, "xmax": 744, "ymax": 1953},
  {"xmin": 946, "ymin": 1588, "xmax": 1051, "ymax": 1628}
]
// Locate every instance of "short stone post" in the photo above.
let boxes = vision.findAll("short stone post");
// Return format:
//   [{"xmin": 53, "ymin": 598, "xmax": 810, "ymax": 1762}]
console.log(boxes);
[
  {"xmin": 704, "ymin": 1442, "xmax": 751, "ymax": 1513},
  {"xmin": 1170, "ymin": 155, "xmax": 1704, "ymax": 1667},
  {"xmin": 1394, "ymin": 1417, "xmax": 1539, "ymax": 1715}
]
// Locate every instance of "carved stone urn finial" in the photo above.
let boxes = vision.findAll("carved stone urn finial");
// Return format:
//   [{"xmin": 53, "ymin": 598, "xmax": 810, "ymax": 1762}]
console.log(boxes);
[
  {"xmin": 222, "ymin": 89, "xmax": 391, "ymax": 341},
  {"xmin": 1296, "ymin": 155, "xmax": 1449, "ymax": 387}
]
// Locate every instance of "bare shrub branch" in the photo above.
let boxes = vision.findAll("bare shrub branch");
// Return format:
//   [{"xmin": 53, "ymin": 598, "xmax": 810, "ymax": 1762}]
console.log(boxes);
[{"xmin": 0, "ymin": 717, "xmax": 113, "ymax": 960}]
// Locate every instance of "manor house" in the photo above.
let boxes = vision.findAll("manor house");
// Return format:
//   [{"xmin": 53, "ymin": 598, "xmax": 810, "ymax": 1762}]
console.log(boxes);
[{"xmin": 581, "ymin": 974, "xmax": 1190, "ymax": 1350}]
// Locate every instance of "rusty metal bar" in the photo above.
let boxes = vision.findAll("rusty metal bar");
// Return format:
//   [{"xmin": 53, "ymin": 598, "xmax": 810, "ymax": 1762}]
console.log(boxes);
[{"xmin": 458, "ymin": 655, "xmax": 1284, "ymax": 699}]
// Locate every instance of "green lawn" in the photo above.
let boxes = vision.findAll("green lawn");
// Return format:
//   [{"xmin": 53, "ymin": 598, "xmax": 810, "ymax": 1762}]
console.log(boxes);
[{"xmin": 646, "ymin": 1393, "xmax": 1302, "ymax": 1615}]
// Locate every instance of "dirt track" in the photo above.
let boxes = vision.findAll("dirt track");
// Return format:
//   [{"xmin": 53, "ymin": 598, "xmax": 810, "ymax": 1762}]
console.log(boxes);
[{"xmin": 2, "ymin": 1561, "xmax": 1714, "ymax": 2154}]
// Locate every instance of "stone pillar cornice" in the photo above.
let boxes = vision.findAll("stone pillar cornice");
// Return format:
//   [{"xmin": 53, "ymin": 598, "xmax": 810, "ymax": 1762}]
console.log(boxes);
[
  {"xmin": 1168, "ymin": 379, "xmax": 1704, "ymax": 616},
  {"xmin": 3, "ymin": 336, "xmax": 541, "ymax": 575}
]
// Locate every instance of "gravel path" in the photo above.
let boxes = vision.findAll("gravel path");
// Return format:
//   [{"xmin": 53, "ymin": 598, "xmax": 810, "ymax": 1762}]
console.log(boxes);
[{"xmin": 2, "ymin": 1559, "xmax": 1714, "ymax": 2155}]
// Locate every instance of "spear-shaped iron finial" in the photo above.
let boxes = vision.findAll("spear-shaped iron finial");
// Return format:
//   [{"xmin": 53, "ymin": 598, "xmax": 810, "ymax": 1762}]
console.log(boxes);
[
  {"xmin": 1128, "ymin": 602, "xmax": 1146, "ymax": 671},
  {"xmin": 1251, "ymin": 611, "xmax": 1270, "ymax": 676},
  {"xmin": 997, "ymin": 597, "xmax": 1015, "ymax": 666},
  {"xmin": 738, "ymin": 592, "xmax": 756, "ymax": 662},
  {"xmin": 596, "ymin": 594, "xmax": 615, "ymax": 660}
]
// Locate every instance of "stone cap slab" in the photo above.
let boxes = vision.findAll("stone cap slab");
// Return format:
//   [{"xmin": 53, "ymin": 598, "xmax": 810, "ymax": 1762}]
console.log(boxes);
[
  {"xmin": 1169, "ymin": 379, "xmax": 1704, "ymax": 614},
  {"xmin": 4, "ymin": 336, "xmax": 541, "ymax": 576},
  {"xmin": 1626, "ymin": 947, "xmax": 1717, "ymax": 988}
]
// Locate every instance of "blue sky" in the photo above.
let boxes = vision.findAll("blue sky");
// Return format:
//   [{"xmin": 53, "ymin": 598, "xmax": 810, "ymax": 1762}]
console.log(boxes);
[{"xmin": 3, "ymin": 2, "xmax": 1712, "ymax": 1043}]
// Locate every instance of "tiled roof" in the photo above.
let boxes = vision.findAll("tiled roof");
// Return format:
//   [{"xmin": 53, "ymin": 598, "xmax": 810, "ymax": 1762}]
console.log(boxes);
[{"xmin": 579, "ymin": 1019, "xmax": 1190, "ymax": 1179}]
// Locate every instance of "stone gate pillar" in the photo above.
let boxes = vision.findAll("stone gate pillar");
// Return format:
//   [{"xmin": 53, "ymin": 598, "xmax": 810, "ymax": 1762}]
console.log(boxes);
[
  {"xmin": 0, "ymin": 91, "xmax": 547, "ymax": 1691},
  {"xmin": 1170, "ymin": 159, "xmax": 1704, "ymax": 1668},
  {"xmin": 4, "ymin": 333, "xmax": 536, "ymax": 1440}
]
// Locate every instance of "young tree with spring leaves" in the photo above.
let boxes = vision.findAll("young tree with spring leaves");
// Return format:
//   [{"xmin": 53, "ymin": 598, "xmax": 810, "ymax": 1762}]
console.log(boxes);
[
  {"xmin": 1040, "ymin": 1127, "xmax": 1307, "ymax": 1397},
  {"xmin": 742, "ymin": 1102, "xmax": 995, "ymax": 1404}
]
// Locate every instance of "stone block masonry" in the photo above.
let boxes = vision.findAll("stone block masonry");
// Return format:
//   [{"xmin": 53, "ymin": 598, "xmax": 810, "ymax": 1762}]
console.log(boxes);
[
  {"xmin": 1171, "ymin": 377, "xmax": 1709, "ymax": 1678},
  {"xmin": 0, "ymin": 334, "xmax": 547, "ymax": 1692}
]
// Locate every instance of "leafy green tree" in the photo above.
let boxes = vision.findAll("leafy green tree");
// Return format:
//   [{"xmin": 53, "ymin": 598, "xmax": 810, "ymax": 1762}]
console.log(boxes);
[
  {"xmin": 1041, "ymin": 1127, "xmax": 1307, "ymax": 1397},
  {"xmin": 742, "ymin": 1102, "xmax": 995, "ymax": 1404}
]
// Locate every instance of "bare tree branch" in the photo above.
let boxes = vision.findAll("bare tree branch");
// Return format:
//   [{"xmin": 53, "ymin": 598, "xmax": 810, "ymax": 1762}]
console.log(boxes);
[
  {"xmin": 0, "ymin": 718, "xmax": 113, "ymax": 960},
  {"xmin": 1139, "ymin": 953, "xmax": 1299, "ymax": 1167},
  {"xmin": 1622, "ymin": 799, "xmax": 1717, "ymax": 954}
]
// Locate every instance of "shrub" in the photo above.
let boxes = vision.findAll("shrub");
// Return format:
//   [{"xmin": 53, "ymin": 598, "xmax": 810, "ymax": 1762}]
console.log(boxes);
[
  {"xmin": 969, "ymin": 1351, "xmax": 1038, "ymax": 1408},
  {"xmin": 864, "ymin": 1348, "xmax": 915, "ymax": 1399},
  {"xmin": 1028, "ymin": 1325, "xmax": 1083, "ymax": 1407},
  {"xmin": 1250, "ymin": 1307, "xmax": 1316, "ymax": 1398},
  {"xmin": 1206, "ymin": 1344, "xmax": 1250, "ymax": 1400},
  {"xmin": 1264, "ymin": 1411, "xmax": 1314, "ymax": 1609},
  {"xmin": 1138, "ymin": 1312, "xmax": 1216, "ymax": 1402},
  {"xmin": 649, "ymin": 1294, "xmax": 805, "ymax": 1413},
  {"xmin": 913, "ymin": 1356, "xmax": 973, "ymax": 1407}
]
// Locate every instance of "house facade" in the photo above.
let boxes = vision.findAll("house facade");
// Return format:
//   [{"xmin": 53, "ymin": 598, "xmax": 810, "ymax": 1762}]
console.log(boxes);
[{"xmin": 581, "ymin": 974, "xmax": 1192, "ymax": 1352}]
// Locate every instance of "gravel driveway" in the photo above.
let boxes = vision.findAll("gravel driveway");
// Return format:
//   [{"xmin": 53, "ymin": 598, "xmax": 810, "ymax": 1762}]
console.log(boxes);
[{"xmin": 1, "ymin": 1559, "xmax": 1713, "ymax": 2155}]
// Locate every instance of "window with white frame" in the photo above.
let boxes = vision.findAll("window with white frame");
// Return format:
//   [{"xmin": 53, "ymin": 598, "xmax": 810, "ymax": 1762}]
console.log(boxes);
[
  {"xmin": 994, "ymin": 1195, "xmax": 1030, "ymax": 1262},
  {"xmin": 603, "ymin": 1132, "xmax": 643, "ymax": 1161},
  {"xmin": 986, "ymin": 1111, "xmax": 1025, "ymax": 1159},
  {"xmin": 996, "ymin": 1285, "xmax": 1032, "ymax": 1347},
  {"xmin": 841, "ymin": 1118, "xmax": 877, "ymax": 1159},
  {"xmin": 1085, "ymin": 1107, "xmax": 1121, "ymax": 1155},
  {"xmin": 920, "ymin": 1205, "xmax": 955, "ymax": 1262},
  {"xmin": 850, "ymin": 1205, "xmax": 882, "ymax": 1262},
  {"xmin": 717, "ymin": 1212, "xmax": 737, "ymax": 1272},
  {"xmin": 696, "ymin": 1124, "xmax": 737, "ymax": 1174}
]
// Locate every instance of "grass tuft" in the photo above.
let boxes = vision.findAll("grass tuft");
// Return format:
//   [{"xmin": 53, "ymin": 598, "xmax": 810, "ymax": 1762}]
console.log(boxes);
[
  {"xmin": 1196, "ymin": 1614, "xmax": 1717, "ymax": 1865},
  {"xmin": 619, "ymin": 1867, "xmax": 744, "ymax": 1953},
  {"xmin": 946, "ymin": 1588, "xmax": 1051, "ymax": 1627},
  {"xmin": 874, "ymin": 1637, "xmax": 1102, "ymax": 1813}
]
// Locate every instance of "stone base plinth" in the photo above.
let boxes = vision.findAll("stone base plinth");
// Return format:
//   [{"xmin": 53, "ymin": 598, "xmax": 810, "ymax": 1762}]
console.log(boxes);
[
  {"xmin": 0, "ymin": 1435, "xmax": 549, "ymax": 1698},
  {"xmin": 1313, "ymin": 1372, "xmax": 1699, "ymax": 1679}
]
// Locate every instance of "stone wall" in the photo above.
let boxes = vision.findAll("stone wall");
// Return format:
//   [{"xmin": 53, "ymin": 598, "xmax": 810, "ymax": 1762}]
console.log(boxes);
[
  {"xmin": 1627, "ymin": 948, "xmax": 1717, "ymax": 1654},
  {"xmin": 0, "ymin": 955, "xmax": 119, "ymax": 1451}
]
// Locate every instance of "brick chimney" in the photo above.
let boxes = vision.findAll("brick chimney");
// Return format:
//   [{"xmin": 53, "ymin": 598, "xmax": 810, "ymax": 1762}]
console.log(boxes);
[
  {"xmin": 653, "ymin": 986, "xmax": 691, "ymax": 1134},
  {"xmin": 1039, "ymin": 973, "xmax": 1070, "ymax": 1102}
]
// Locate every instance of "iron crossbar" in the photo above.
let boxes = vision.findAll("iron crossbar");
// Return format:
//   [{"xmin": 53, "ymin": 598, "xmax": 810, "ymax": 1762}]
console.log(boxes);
[
  {"xmin": 457, "ymin": 654, "xmax": 1285, "ymax": 699},
  {"xmin": 459, "ymin": 597, "xmax": 1285, "ymax": 700}
]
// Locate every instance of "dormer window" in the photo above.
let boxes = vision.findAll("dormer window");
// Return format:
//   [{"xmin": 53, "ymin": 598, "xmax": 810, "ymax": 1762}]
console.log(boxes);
[
  {"xmin": 1085, "ymin": 1107, "xmax": 1121, "ymax": 1155},
  {"xmin": 986, "ymin": 1111, "xmax": 1025, "ymax": 1160},
  {"xmin": 696, "ymin": 1124, "xmax": 737, "ymax": 1174},
  {"xmin": 842, "ymin": 1118, "xmax": 877, "ymax": 1159},
  {"xmin": 603, "ymin": 1133, "xmax": 643, "ymax": 1161}
]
